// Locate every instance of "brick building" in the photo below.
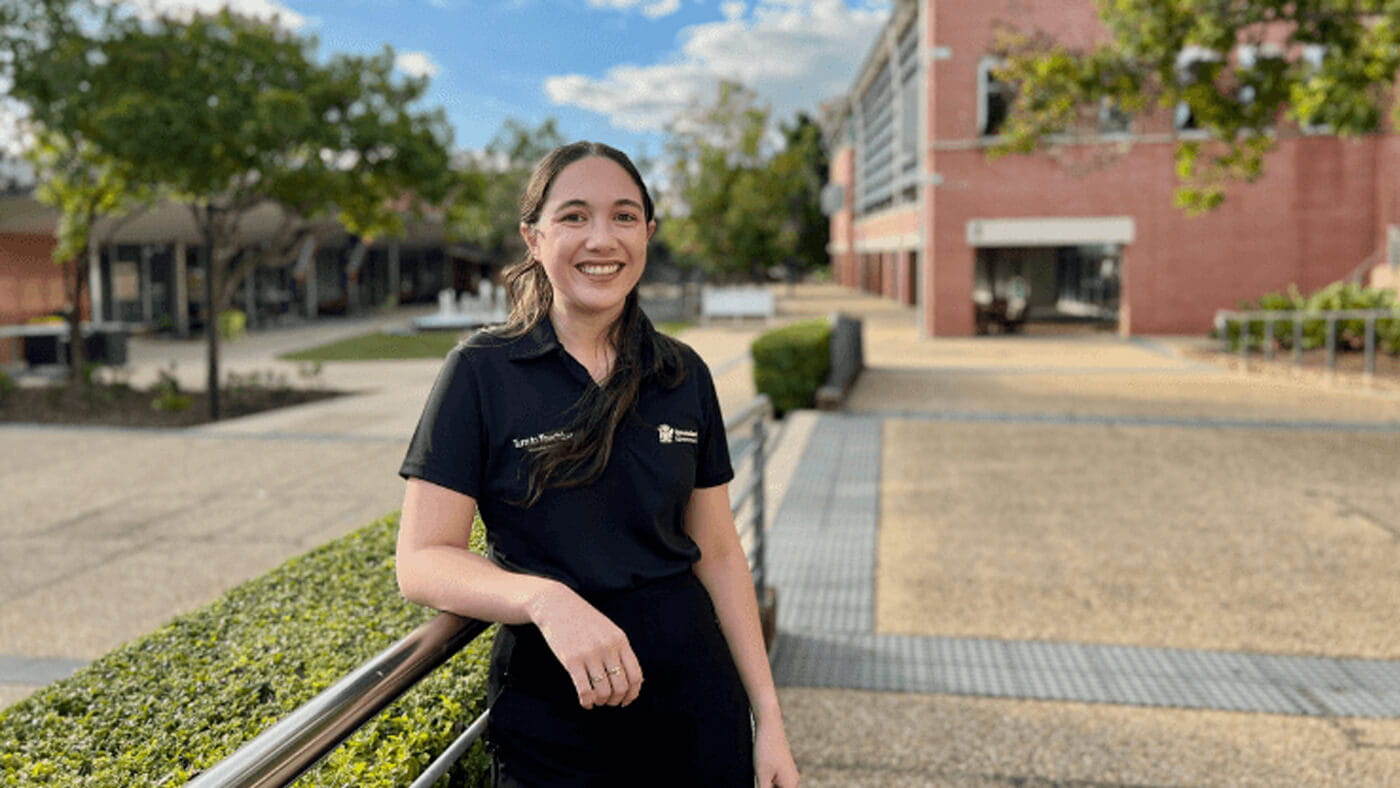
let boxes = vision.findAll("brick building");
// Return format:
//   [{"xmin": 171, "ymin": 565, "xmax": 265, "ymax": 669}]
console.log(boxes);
[
  {"xmin": 824, "ymin": 0, "xmax": 1400, "ymax": 337},
  {"xmin": 0, "ymin": 195, "xmax": 481, "ymax": 335}
]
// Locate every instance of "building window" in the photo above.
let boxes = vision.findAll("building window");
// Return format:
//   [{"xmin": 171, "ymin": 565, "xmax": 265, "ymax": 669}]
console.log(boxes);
[
  {"xmin": 897, "ymin": 22, "xmax": 919, "ymax": 178},
  {"xmin": 1298, "ymin": 44, "xmax": 1330, "ymax": 134},
  {"xmin": 856, "ymin": 61, "xmax": 895, "ymax": 214},
  {"xmin": 1174, "ymin": 46, "xmax": 1220, "ymax": 133},
  {"xmin": 1097, "ymin": 98, "xmax": 1132, "ymax": 135},
  {"xmin": 978, "ymin": 57, "xmax": 1013, "ymax": 137}
]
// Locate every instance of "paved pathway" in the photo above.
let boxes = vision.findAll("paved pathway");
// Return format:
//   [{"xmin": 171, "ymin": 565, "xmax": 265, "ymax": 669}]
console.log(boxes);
[
  {"xmin": 769, "ymin": 413, "xmax": 1400, "ymax": 718},
  {"xmin": 770, "ymin": 286, "xmax": 1400, "ymax": 786},
  {"xmin": 5, "ymin": 284, "xmax": 1400, "ymax": 785}
]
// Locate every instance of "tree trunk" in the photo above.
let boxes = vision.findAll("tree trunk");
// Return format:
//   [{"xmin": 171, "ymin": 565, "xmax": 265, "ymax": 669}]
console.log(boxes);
[
  {"xmin": 65, "ymin": 250, "xmax": 89, "ymax": 385},
  {"xmin": 202, "ymin": 206, "xmax": 221, "ymax": 421}
]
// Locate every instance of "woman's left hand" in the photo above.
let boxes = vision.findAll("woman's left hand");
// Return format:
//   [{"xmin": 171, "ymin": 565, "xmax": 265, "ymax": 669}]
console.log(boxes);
[{"xmin": 754, "ymin": 716, "xmax": 799, "ymax": 787}]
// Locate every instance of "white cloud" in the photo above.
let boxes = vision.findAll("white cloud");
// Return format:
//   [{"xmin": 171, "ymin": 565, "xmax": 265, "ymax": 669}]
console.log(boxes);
[
  {"xmin": 395, "ymin": 51, "xmax": 442, "ymax": 79},
  {"xmin": 106, "ymin": 0, "xmax": 308, "ymax": 29},
  {"xmin": 545, "ymin": 0, "xmax": 889, "ymax": 133},
  {"xmin": 587, "ymin": 0, "xmax": 682, "ymax": 19},
  {"xmin": 642, "ymin": 0, "xmax": 681, "ymax": 19},
  {"xmin": 720, "ymin": 0, "xmax": 746, "ymax": 20}
]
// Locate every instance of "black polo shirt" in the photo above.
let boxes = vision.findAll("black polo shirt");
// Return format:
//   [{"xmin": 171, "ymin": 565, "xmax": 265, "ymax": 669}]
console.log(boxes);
[{"xmin": 399, "ymin": 315, "xmax": 734, "ymax": 595}]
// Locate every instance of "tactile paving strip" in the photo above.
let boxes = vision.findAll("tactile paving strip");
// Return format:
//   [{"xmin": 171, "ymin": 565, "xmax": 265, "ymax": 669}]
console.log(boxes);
[
  {"xmin": 771, "ymin": 631, "xmax": 1400, "ymax": 717},
  {"xmin": 765, "ymin": 413, "xmax": 1400, "ymax": 718},
  {"xmin": 766, "ymin": 414, "xmax": 880, "ymax": 634}
]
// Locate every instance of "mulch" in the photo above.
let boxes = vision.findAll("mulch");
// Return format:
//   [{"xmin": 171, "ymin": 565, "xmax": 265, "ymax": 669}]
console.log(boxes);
[{"xmin": 0, "ymin": 383, "xmax": 342, "ymax": 428}]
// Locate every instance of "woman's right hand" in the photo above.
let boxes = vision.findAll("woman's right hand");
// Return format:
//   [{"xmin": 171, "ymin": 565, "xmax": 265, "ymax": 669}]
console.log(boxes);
[{"xmin": 528, "ymin": 583, "xmax": 644, "ymax": 709}]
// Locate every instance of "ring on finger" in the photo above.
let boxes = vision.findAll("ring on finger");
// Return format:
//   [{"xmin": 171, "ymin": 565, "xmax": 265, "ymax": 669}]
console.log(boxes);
[
  {"xmin": 606, "ymin": 665, "xmax": 622, "ymax": 676},
  {"xmin": 588, "ymin": 674, "xmax": 603, "ymax": 686}
]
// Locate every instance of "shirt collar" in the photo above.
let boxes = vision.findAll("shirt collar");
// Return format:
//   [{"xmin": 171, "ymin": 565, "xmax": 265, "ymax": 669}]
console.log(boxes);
[
  {"xmin": 506, "ymin": 309, "xmax": 660, "ymax": 365},
  {"xmin": 506, "ymin": 316, "xmax": 562, "ymax": 362}
]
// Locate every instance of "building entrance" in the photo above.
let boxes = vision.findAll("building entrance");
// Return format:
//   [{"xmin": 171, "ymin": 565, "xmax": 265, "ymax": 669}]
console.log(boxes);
[{"xmin": 973, "ymin": 245, "xmax": 1120, "ymax": 334}]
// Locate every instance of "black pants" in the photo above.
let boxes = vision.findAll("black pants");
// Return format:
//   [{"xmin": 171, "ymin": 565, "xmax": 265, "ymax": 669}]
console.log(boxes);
[{"xmin": 487, "ymin": 571, "xmax": 754, "ymax": 787}]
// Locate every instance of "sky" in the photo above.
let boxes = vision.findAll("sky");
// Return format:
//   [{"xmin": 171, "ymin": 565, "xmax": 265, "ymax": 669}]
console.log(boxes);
[{"xmin": 99, "ymin": 0, "xmax": 893, "ymax": 161}]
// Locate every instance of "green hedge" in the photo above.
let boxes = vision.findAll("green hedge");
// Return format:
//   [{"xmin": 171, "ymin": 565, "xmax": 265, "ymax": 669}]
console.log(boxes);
[
  {"xmin": 751, "ymin": 319, "xmax": 831, "ymax": 415},
  {"xmin": 0, "ymin": 514, "xmax": 495, "ymax": 787},
  {"xmin": 1221, "ymin": 281, "xmax": 1400, "ymax": 354}
]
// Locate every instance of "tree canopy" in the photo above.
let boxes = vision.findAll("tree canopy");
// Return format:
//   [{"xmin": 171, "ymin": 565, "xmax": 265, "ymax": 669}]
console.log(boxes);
[
  {"xmin": 992, "ymin": 0, "xmax": 1400, "ymax": 211},
  {"xmin": 662, "ymin": 81, "xmax": 829, "ymax": 279},
  {"xmin": 446, "ymin": 117, "xmax": 565, "ymax": 267},
  {"xmin": 7, "ymin": 6, "xmax": 458, "ymax": 415}
]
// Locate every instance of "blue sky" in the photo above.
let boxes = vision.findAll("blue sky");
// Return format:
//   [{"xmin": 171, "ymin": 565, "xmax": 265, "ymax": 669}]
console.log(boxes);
[{"xmin": 119, "ymin": 0, "xmax": 891, "ymax": 160}]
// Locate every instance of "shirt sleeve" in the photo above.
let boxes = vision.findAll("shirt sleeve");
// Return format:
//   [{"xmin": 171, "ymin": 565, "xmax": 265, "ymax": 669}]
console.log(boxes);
[
  {"xmin": 399, "ymin": 346, "xmax": 485, "ymax": 499},
  {"xmin": 693, "ymin": 355, "xmax": 735, "ymax": 489}
]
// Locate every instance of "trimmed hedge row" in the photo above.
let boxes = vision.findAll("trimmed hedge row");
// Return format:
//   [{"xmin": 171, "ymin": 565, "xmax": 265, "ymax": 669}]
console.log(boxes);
[
  {"xmin": 0, "ymin": 514, "xmax": 495, "ymax": 787},
  {"xmin": 751, "ymin": 319, "xmax": 832, "ymax": 415}
]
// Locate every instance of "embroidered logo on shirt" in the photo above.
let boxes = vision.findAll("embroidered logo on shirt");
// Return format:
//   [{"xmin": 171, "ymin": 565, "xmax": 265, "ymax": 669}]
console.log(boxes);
[
  {"xmin": 512, "ymin": 430, "xmax": 573, "ymax": 449},
  {"xmin": 658, "ymin": 424, "xmax": 698, "ymax": 444}
]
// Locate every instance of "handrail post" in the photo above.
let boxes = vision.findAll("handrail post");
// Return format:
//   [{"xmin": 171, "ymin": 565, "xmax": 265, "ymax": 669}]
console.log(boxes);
[
  {"xmin": 1239, "ymin": 316, "xmax": 1250, "ymax": 365},
  {"xmin": 1365, "ymin": 314, "xmax": 1377, "ymax": 381},
  {"xmin": 1292, "ymin": 313, "xmax": 1303, "ymax": 367},
  {"xmin": 1325, "ymin": 316, "xmax": 1337, "ymax": 379},
  {"xmin": 752, "ymin": 413, "xmax": 767, "ymax": 600}
]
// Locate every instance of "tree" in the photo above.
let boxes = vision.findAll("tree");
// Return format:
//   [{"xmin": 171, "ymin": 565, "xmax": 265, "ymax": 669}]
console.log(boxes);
[
  {"xmin": 447, "ymin": 117, "xmax": 565, "ymax": 268},
  {"xmin": 663, "ymin": 81, "xmax": 816, "ymax": 280},
  {"xmin": 775, "ymin": 113, "xmax": 830, "ymax": 276},
  {"xmin": 991, "ymin": 0, "xmax": 1400, "ymax": 212},
  {"xmin": 47, "ymin": 10, "xmax": 454, "ymax": 419},
  {"xmin": 28, "ymin": 132, "xmax": 152, "ymax": 381},
  {"xmin": 2, "ymin": 0, "xmax": 147, "ymax": 381}
]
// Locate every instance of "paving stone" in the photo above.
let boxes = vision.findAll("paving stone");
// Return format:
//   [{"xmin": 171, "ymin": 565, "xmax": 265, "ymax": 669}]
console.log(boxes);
[{"xmin": 768, "ymin": 412, "xmax": 1400, "ymax": 719}]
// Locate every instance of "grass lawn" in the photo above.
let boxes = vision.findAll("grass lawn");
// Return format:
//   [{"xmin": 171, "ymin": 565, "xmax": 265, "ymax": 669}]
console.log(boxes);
[
  {"xmin": 280, "ymin": 331, "xmax": 466, "ymax": 362},
  {"xmin": 280, "ymin": 322, "xmax": 694, "ymax": 362}
]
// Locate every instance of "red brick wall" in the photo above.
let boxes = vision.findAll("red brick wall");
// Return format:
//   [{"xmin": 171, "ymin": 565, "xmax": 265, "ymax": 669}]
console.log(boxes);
[
  {"xmin": 0, "ymin": 233, "xmax": 68, "ymax": 364},
  {"xmin": 920, "ymin": 0, "xmax": 1386, "ymax": 335},
  {"xmin": 0, "ymin": 234, "xmax": 67, "ymax": 324}
]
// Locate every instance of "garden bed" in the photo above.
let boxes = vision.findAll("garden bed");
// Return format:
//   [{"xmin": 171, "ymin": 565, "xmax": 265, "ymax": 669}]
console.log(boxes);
[{"xmin": 0, "ymin": 373, "xmax": 343, "ymax": 428}]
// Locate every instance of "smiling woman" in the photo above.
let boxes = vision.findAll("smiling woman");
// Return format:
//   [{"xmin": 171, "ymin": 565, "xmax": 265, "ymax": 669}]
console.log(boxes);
[{"xmin": 394, "ymin": 141, "xmax": 800, "ymax": 786}]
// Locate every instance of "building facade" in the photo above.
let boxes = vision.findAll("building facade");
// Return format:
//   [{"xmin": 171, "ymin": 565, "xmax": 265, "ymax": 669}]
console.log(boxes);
[
  {"xmin": 0, "ymin": 196, "xmax": 483, "ymax": 335},
  {"xmin": 825, "ymin": 0, "xmax": 1400, "ymax": 337}
]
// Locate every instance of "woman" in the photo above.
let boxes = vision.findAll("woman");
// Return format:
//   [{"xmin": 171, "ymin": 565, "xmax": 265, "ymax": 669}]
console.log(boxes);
[{"xmin": 396, "ymin": 141, "xmax": 799, "ymax": 787}]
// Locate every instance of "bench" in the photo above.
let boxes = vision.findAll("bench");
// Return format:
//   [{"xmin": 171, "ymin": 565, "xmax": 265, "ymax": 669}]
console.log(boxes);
[{"xmin": 700, "ymin": 287, "xmax": 775, "ymax": 321}]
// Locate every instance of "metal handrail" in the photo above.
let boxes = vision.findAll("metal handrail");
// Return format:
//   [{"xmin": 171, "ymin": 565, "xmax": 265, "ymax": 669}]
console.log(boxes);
[
  {"xmin": 187, "ymin": 615, "xmax": 489, "ymax": 787},
  {"xmin": 1214, "ymin": 308, "xmax": 1400, "ymax": 379},
  {"xmin": 188, "ymin": 393, "xmax": 776, "ymax": 787}
]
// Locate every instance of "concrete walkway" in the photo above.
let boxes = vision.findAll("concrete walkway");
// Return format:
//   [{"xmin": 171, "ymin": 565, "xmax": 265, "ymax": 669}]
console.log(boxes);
[
  {"xmin": 768, "ymin": 286, "xmax": 1400, "ymax": 786},
  {"xmin": 4, "ymin": 284, "xmax": 1400, "ymax": 786}
]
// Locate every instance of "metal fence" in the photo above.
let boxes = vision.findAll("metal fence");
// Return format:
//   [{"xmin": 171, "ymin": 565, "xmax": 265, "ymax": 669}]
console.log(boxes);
[
  {"xmin": 187, "ymin": 394, "xmax": 775, "ymax": 788},
  {"xmin": 1214, "ymin": 308, "xmax": 1400, "ymax": 379}
]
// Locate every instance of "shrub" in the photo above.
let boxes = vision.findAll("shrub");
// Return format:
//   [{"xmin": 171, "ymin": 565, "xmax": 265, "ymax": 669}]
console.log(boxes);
[
  {"xmin": 751, "ymin": 319, "xmax": 831, "ymax": 415},
  {"xmin": 0, "ymin": 368, "xmax": 14, "ymax": 405},
  {"xmin": 0, "ymin": 514, "xmax": 495, "ymax": 787},
  {"xmin": 1221, "ymin": 282, "xmax": 1400, "ymax": 354},
  {"xmin": 218, "ymin": 309, "xmax": 247, "ymax": 342},
  {"xmin": 149, "ymin": 364, "xmax": 192, "ymax": 413}
]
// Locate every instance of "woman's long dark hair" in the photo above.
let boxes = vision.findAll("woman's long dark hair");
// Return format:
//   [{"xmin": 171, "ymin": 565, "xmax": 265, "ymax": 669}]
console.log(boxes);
[{"xmin": 495, "ymin": 141, "xmax": 686, "ymax": 506}]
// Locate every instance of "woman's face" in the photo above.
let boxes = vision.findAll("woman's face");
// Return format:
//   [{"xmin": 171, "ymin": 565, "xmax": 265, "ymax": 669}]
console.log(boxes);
[{"xmin": 522, "ymin": 155, "xmax": 655, "ymax": 322}]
